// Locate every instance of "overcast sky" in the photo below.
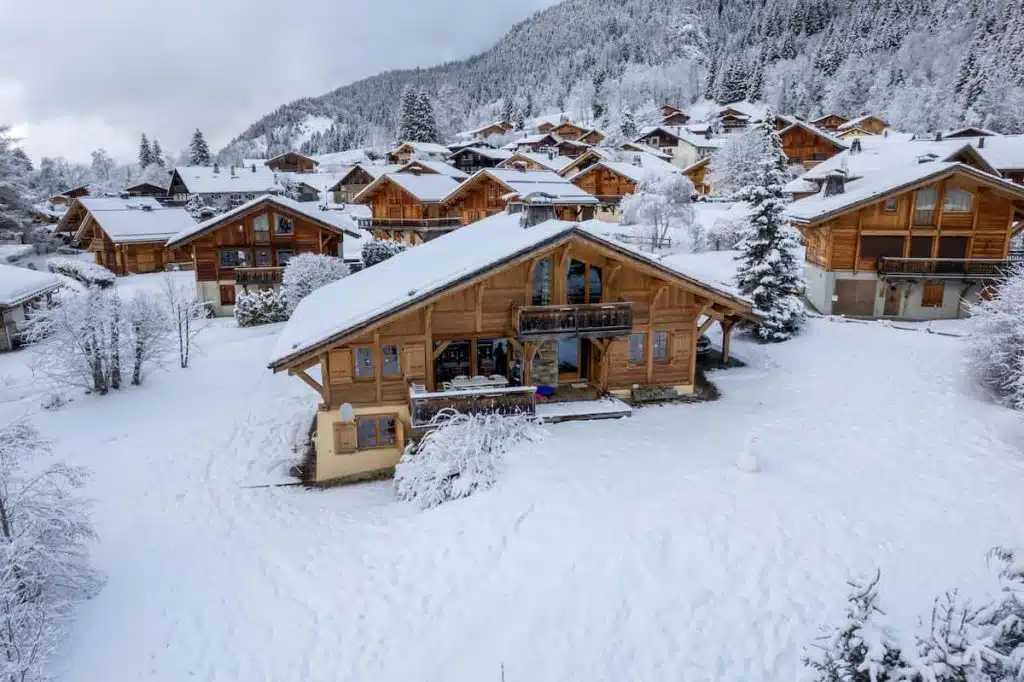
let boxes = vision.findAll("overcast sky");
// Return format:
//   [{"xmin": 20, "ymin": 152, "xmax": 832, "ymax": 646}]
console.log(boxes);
[{"xmin": 0, "ymin": 0, "xmax": 559, "ymax": 165}]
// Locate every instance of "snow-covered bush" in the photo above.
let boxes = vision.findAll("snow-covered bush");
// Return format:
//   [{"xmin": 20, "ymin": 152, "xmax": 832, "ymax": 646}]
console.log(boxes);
[
  {"xmin": 708, "ymin": 129, "xmax": 770, "ymax": 200},
  {"xmin": 361, "ymin": 239, "xmax": 408, "ymax": 267},
  {"xmin": 46, "ymin": 257, "xmax": 115, "ymax": 288},
  {"xmin": 619, "ymin": 171, "xmax": 696, "ymax": 252},
  {"xmin": 281, "ymin": 253, "xmax": 349, "ymax": 313},
  {"xmin": 394, "ymin": 410, "xmax": 546, "ymax": 510},
  {"xmin": 233, "ymin": 288, "xmax": 288, "ymax": 327},
  {"xmin": 705, "ymin": 214, "xmax": 746, "ymax": 252},
  {"xmin": 0, "ymin": 417, "xmax": 103, "ymax": 682},
  {"xmin": 967, "ymin": 266, "xmax": 1024, "ymax": 410}
]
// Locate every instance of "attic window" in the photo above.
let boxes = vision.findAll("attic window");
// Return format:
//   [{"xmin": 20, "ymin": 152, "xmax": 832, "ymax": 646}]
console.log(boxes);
[
  {"xmin": 883, "ymin": 197, "xmax": 898, "ymax": 213},
  {"xmin": 943, "ymin": 188, "xmax": 972, "ymax": 213},
  {"xmin": 274, "ymin": 214, "xmax": 294, "ymax": 235}
]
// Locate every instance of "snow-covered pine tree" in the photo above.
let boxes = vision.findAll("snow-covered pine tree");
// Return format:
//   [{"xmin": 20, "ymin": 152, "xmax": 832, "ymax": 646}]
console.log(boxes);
[
  {"xmin": 151, "ymin": 139, "xmax": 165, "ymax": 167},
  {"xmin": 734, "ymin": 113, "xmax": 805, "ymax": 342},
  {"xmin": 501, "ymin": 96, "xmax": 515, "ymax": 126},
  {"xmin": 138, "ymin": 134, "xmax": 153, "ymax": 169},
  {"xmin": 619, "ymin": 110, "xmax": 638, "ymax": 142},
  {"xmin": 413, "ymin": 89, "xmax": 441, "ymax": 144},
  {"xmin": 804, "ymin": 572, "xmax": 912, "ymax": 682},
  {"xmin": 966, "ymin": 265, "xmax": 1024, "ymax": 410},
  {"xmin": 396, "ymin": 85, "xmax": 419, "ymax": 142},
  {"xmin": 0, "ymin": 126, "xmax": 33, "ymax": 232},
  {"xmin": 188, "ymin": 129, "xmax": 211, "ymax": 166}
]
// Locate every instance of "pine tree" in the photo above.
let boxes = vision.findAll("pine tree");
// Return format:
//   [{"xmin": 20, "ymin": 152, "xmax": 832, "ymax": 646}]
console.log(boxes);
[
  {"xmin": 734, "ymin": 112, "xmax": 805, "ymax": 342},
  {"xmin": 522, "ymin": 92, "xmax": 534, "ymax": 119},
  {"xmin": 619, "ymin": 110, "xmax": 638, "ymax": 141},
  {"xmin": 413, "ymin": 89, "xmax": 441, "ymax": 144},
  {"xmin": 746, "ymin": 56, "xmax": 765, "ymax": 102},
  {"xmin": 150, "ymin": 139, "xmax": 165, "ymax": 167},
  {"xmin": 188, "ymin": 129, "xmax": 211, "ymax": 166},
  {"xmin": 396, "ymin": 85, "xmax": 419, "ymax": 142},
  {"xmin": 501, "ymin": 96, "xmax": 516, "ymax": 125},
  {"xmin": 138, "ymin": 134, "xmax": 153, "ymax": 168}
]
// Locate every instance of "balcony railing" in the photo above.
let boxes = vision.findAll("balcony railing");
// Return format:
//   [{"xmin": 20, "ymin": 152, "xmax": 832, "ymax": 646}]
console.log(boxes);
[
  {"xmin": 234, "ymin": 266, "xmax": 284, "ymax": 285},
  {"xmin": 371, "ymin": 217, "xmax": 462, "ymax": 230},
  {"xmin": 878, "ymin": 257, "xmax": 1013, "ymax": 280},
  {"xmin": 515, "ymin": 302, "xmax": 634, "ymax": 339},
  {"xmin": 409, "ymin": 384, "xmax": 536, "ymax": 429}
]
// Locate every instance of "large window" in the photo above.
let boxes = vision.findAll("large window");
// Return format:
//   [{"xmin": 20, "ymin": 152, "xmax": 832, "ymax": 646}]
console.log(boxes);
[
  {"xmin": 914, "ymin": 186, "xmax": 938, "ymax": 225},
  {"xmin": 435, "ymin": 341, "xmax": 471, "ymax": 384},
  {"xmin": 254, "ymin": 248, "xmax": 272, "ymax": 267},
  {"xmin": 531, "ymin": 258, "xmax": 552, "ymax": 306},
  {"xmin": 382, "ymin": 345, "xmax": 401, "ymax": 377},
  {"xmin": 859, "ymin": 236, "xmax": 904, "ymax": 260},
  {"xmin": 353, "ymin": 347, "xmax": 374, "ymax": 378},
  {"xmin": 276, "ymin": 249, "xmax": 295, "ymax": 266},
  {"xmin": 356, "ymin": 415, "xmax": 397, "ymax": 449},
  {"xmin": 937, "ymin": 237, "xmax": 968, "ymax": 259},
  {"xmin": 274, "ymin": 214, "xmax": 294, "ymax": 236},
  {"xmin": 653, "ymin": 331, "xmax": 669, "ymax": 361},
  {"xmin": 253, "ymin": 214, "xmax": 270, "ymax": 243},
  {"xmin": 219, "ymin": 249, "xmax": 250, "ymax": 268},
  {"xmin": 628, "ymin": 333, "xmax": 645, "ymax": 364},
  {"xmin": 567, "ymin": 260, "xmax": 587, "ymax": 304},
  {"xmin": 943, "ymin": 188, "xmax": 972, "ymax": 213},
  {"xmin": 910, "ymin": 236, "xmax": 933, "ymax": 259}
]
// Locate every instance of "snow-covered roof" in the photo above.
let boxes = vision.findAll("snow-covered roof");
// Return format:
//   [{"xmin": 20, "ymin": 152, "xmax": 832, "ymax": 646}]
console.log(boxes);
[
  {"xmin": 810, "ymin": 113, "xmax": 848, "ymax": 123},
  {"xmin": 269, "ymin": 213, "xmax": 753, "ymax": 369},
  {"xmin": 787, "ymin": 162, "xmax": 1024, "ymax": 224},
  {"xmin": 449, "ymin": 168, "xmax": 598, "ymax": 205},
  {"xmin": 166, "ymin": 194, "xmax": 361, "ymax": 247},
  {"xmin": 778, "ymin": 118, "xmax": 848, "ymax": 150},
  {"xmin": 836, "ymin": 114, "xmax": 887, "ymax": 131},
  {"xmin": 503, "ymin": 133, "xmax": 558, "ymax": 149},
  {"xmin": 354, "ymin": 172, "xmax": 463, "ymax": 204},
  {"xmin": 78, "ymin": 197, "xmax": 197, "ymax": 244},
  {"xmin": 784, "ymin": 177, "xmax": 820, "ymax": 195},
  {"xmin": 397, "ymin": 159, "xmax": 468, "ymax": 180},
  {"xmin": 618, "ymin": 142, "xmax": 673, "ymax": 160},
  {"xmin": 455, "ymin": 121, "xmax": 510, "ymax": 139},
  {"xmin": 447, "ymin": 146, "xmax": 513, "ymax": 162},
  {"xmin": 500, "ymin": 152, "xmax": 576, "ymax": 173},
  {"xmin": 327, "ymin": 164, "xmax": 402, "ymax": 190},
  {"xmin": 577, "ymin": 154, "xmax": 680, "ymax": 185},
  {"xmin": 528, "ymin": 112, "xmax": 570, "ymax": 130},
  {"xmin": 31, "ymin": 202, "xmax": 66, "ymax": 219},
  {"xmin": 801, "ymin": 137, "xmax": 989, "ymax": 183},
  {"xmin": 392, "ymin": 141, "xmax": 451, "ymax": 156},
  {"xmin": 716, "ymin": 101, "xmax": 767, "ymax": 119},
  {"xmin": 172, "ymin": 165, "xmax": 281, "ymax": 195},
  {"xmin": 0, "ymin": 263, "xmax": 62, "ymax": 308},
  {"xmin": 940, "ymin": 127, "xmax": 1001, "ymax": 139},
  {"xmin": 636, "ymin": 126, "xmax": 722, "ymax": 149},
  {"xmin": 265, "ymin": 151, "xmax": 318, "ymax": 165},
  {"xmin": 971, "ymin": 135, "xmax": 1024, "ymax": 170}
]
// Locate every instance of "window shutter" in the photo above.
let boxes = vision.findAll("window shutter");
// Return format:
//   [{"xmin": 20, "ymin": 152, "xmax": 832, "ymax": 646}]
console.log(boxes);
[
  {"xmin": 333, "ymin": 422, "xmax": 357, "ymax": 454},
  {"xmin": 329, "ymin": 349, "xmax": 353, "ymax": 385},
  {"xmin": 402, "ymin": 343, "xmax": 426, "ymax": 379}
]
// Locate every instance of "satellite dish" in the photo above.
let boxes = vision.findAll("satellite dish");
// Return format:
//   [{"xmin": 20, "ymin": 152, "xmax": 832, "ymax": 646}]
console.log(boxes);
[{"xmin": 339, "ymin": 403, "xmax": 354, "ymax": 422}]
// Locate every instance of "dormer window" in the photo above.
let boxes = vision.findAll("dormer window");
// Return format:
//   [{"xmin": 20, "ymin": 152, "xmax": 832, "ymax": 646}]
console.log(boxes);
[
  {"xmin": 883, "ymin": 197, "xmax": 898, "ymax": 212},
  {"xmin": 943, "ymin": 188, "xmax": 972, "ymax": 213}
]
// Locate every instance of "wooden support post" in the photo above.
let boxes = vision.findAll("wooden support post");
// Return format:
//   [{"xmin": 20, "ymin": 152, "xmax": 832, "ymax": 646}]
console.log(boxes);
[
  {"xmin": 645, "ymin": 324, "xmax": 654, "ymax": 384},
  {"xmin": 853, "ymin": 209, "xmax": 863, "ymax": 273},
  {"xmin": 432, "ymin": 340, "xmax": 451, "ymax": 360},
  {"xmin": 320, "ymin": 353, "xmax": 332, "ymax": 408},
  {"xmin": 698, "ymin": 316, "xmax": 716, "ymax": 335},
  {"xmin": 524, "ymin": 342, "xmax": 538, "ymax": 385},
  {"xmin": 475, "ymin": 282, "xmax": 485, "ymax": 333},
  {"xmin": 721, "ymin": 320, "xmax": 735, "ymax": 363},
  {"xmin": 604, "ymin": 263, "xmax": 621, "ymax": 300},
  {"xmin": 424, "ymin": 305, "xmax": 435, "ymax": 391},
  {"xmin": 373, "ymin": 330, "xmax": 382, "ymax": 403},
  {"xmin": 292, "ymin": 367, "xmax": 326, "ymax": 405}
]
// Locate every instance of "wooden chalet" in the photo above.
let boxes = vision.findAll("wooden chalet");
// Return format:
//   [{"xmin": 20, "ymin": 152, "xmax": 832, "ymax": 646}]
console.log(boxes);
[
  {"xmin": 459, "ymin": 121, "xmax": 513, "ymax": 139},
  {"xmin": 326, "ymin": 164, "xmax": 400, "ymax": 204},
  {"xmin": 0, "ymin": 264, "xmax": 62, "ymax": 352},
  {"xmin": 837, "ymin": 115, "xmax": 888, "ymax": 136},
  {"xmin": 578, "ymin": 129, "xmax": 606, "ymax": 146},
  {"xmin": 123, "ymin": 181, "xmax": 168, "ymax": 197},
  {"xmin": 396, "ymin": 159, "xmax": 468, "ymax": 181},
  {"xmin": 265, "ymin": 152, "xmax": 319, "ymax": 173},
  {"xmin": 48, "ymin": 185, "xmax": 89, "ymax": 207},
  {"xmin": 167, "ymin": 164, "xmax": 280, "ymax": 209},
  {"xmin": 661, "ymin": 105, "xmax": 682, "ymax": 117},
  {"xmin": 570, "ymin": 154, "xmax": 681, "ymax": 220},
  {"xmin": 70, "ymin": 197, "xmax": 195, "ymax": 275},
  {"xmin": 268, "ymin": 211, "xmax": 757, "ymax": 484},
  {"xmin": 788, "ymin": 162, "xmax": 1024, "ymax": 320},
  {"xmin": 810, "ymin": 114, "xmax": 849, "ymax": 132},
  {"xmin": 682, "ymin": 157, "xmax": 712, "ymax": 196},
  {"xmin": 777, "ymin": 118, "xmax": 848, "ymax": 168},
  {"xmin": 633, "ymin": 126, "xmax": 721, "ymax": 168},
  {"xmin": 388, "ymin": 142, "xmax": 451, "ymax": 165},
  {"xmin": 497, "ymin": 151, "xmax": 576, "ymax": 174},
  {"xmin": 504, "ymin": 133, "xmax": 561, "ymax": 153},
  {"xmin": 441, "ymin": 168, "xmax": 599, "ymax": 225},
  {"xmin": 165, "ymin": 194, "xmax": 361, "ymax": 316},
  {"xmin": 942, "ymin": 127, "xmax": 1000, "ymax": 140},
  {"xmin": 352, "ymin": 172, "xmax": 463, "ymax": 243},
  {"xmin": 662, "ymin": 111, "xmax": 690, "ymax": 126},
  {"xmin": 446, "ymin": 146, "xmax": 513, "ymax": 175}
]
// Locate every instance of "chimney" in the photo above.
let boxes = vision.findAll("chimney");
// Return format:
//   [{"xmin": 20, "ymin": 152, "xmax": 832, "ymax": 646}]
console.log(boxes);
[
  {"xmin": 979, "ymin": 136, "xmax": 986, "ymax": 148},
  {"xmin": 231, "ymin": 165, "xmax": 236, "ymax": 177},
  {"xmin": 251, "ymin": 164, "xmax": 256, "ymax": 173},
  {"xmin": 213, "ymin": 162, "xmax": 220, "ymax": 174},
  {"xmin": 850, "ymin": 138, "xmax": 862, "ymax": 154},
  {"xmin": 823, "ymin": 170, "xmax": 846, "ymax": 197}
]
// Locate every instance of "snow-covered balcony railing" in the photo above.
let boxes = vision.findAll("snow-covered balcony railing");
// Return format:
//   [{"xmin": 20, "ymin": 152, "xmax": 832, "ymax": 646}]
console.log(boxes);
[
  {"xmin": 234, "ymin": 266, "xmax": 284, "ymax": 285},
  {"xmin": 408, "ymin": 383, "xmax": 536, "ymax": 429},
  {"xmin": 370, "ymin": 217, "xmax": 462, "ymax": 230},
  {"xmin": 878, "ymin": 257, "xmax": 1013, "ymax": 280},
  {"xmin": 515, "ymin": 302, "xmax": 633, "ymax": 340}
]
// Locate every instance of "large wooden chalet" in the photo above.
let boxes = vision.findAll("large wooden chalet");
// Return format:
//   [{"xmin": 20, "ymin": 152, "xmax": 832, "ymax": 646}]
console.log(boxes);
[
  {"xmin": 165, "ymin": 195, "xmax": 361, "ymax": 316},
  {"xmin": 777, "ymin": 117, "xmax": 848, "ymax": 168},
  {"xmin": 353, "ymin": 172, "xmax": 463, "ymax": 243},
  {"xmin": 264, "ymin": 152, "xmax": 319, "ymax": 173},
  {"xmin": 268, "ymin": 210, "xmax": 756, "ymax": 484},
  {"xmin": 809, "ymin": 114, "xmax": 849, "ymax": 132},
  {"xmin": 789, "ymin": 161, "xmax": 1024, "ymax": 320},
  {"xmin": 570, "ymin": 153, "xmax": 681, "ymax": 220},
  {"xmin": 446, "ymin": 146, "xmax": 513, "ymax": 175},
  {"xmin": 327, "ymin": 164, "xmax": 401, "ymax": 204},
  {"xmin": 440, "ymin": 168, "xmax": 599, "ymax": 225}
]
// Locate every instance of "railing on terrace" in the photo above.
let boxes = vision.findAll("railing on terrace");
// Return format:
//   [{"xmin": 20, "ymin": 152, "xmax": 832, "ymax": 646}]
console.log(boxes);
[
  {"xmin": 515, "ymin": 302, "xmax": 634, "ymax": 339},
  {"xmin": 234, "ymin": 266, "xmax": 284, "ymax": 285},
  {"xmin": 408, "ymin": 384, "xmax": 536, "ymax": 429},
  {"xmin": 877, "ymin": 257, "xmax": 1013, "ymax": 279},
  {"xmin": 370, "ymin": 217, "xmax": 462, "ymax": 229}
]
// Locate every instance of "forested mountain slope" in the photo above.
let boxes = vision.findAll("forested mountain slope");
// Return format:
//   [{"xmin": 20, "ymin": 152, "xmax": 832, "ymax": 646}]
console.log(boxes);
[{"xmin": 221, "ymin": 0, "xmax": 1024, "ymax": 160}]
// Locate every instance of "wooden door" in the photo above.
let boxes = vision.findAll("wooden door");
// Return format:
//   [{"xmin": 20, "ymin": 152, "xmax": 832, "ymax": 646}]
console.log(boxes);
[
  {"xmin": 833, "ymin": 279, "xmax": 876, "ymax": 317},
  {"xmin": 883, "ymin": 283, "xmax": 901, "ymax": 316}
]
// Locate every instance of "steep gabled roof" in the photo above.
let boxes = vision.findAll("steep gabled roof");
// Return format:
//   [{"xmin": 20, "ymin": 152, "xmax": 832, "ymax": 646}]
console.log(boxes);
[
  {"xmin": 778, "ymin": 118, "xmax": 848, "ymax": 151},
  {"xmin": 810, "ymin": 113, "xmax": 849, "ymax": 124},
  {"xmin": 268, "ymin": 213, "xmax": 755, "ymax": 370},
  {"xmin": 76, "ymin": 197, "xmax": 197, "ymax": 244},
  {"xmin": 170, "ymin": 165, "xmax": 281, "ymax": 195},
  {"xmin": 803, "ymin": 138, "xmax": 999, "ymax": 183},
  {"xmin": 326, "ymin": 164, "xmax": 402, "ymax": 191},
  {"xmin": 446, "ymin": 146, "xmax": 513, "ymax": 163},
  {"xmin": 391, "ymin": 141, "xmax": 451, "ymax": 157},
  {"xmin": 166, "ymin": 194, "xmax": 361, "ymax": 248},
  {"xmin": 353, "ymin": 172, "xmax": 462, "ymax": 204},
  {"xmin": 0, "ymin": 264, "xmax": 62, "ymax": 308},
  {"xmin": 396, "ymin": 159, "xmax": 468, "ymax": 180},
  {"xmin": 498, "ymin": 151, "xmax": 576, "ymax": 173},
  {"xmin": 265, "ymin": 151, "xmax": 319, "ymax": 166},
  {"xmin": 442, "ymin": 168, "xmax": 598, "ymax": 206},
  {"xmin": 573, "ymin": 154, "xmax": 680, "ymax": 186},
  {"xmin": 837, "ymin": 114, "xmax": 888, "ymax": 131},
  {"xmin": 618, "ymin": 142, "xmax": 673, "ymax": 160}
]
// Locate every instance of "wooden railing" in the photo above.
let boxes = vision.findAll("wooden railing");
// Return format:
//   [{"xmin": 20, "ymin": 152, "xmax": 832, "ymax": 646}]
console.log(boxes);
[
  {"xmin": 370, "ymin": 217, "xmax": 462, "ymax": 229},
  {"xmin": 878, "ymin": 257, "xmax": 1013, "ymax": 279},
  {"xmin": 234, "ymin": 266, "xmax": 284, "ymax": 285},
  {"xmin": 409, "ymin": 385, "xmax": 536, "ymax": 428},
  {"xmin": 515, "ymin": 302, "xmax": 634, "ymax": 339}
]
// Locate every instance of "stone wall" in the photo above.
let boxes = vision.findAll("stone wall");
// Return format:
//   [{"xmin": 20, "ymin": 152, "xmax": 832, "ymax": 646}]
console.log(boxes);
[{"xmin": 531, "ymin": 340, "xmax": 559, "ymax": 387}]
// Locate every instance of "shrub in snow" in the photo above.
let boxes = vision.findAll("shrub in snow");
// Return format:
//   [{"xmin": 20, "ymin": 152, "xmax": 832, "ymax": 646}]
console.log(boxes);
[
  {"xmin": 619, "ymin": 171, "xmax": 697, "ymax": 252},
  {"xmin": 281, "ymin": 253, "xmax": 349, "ymax": 313},
  {"xmin": 46, "ymin": 257, "xmax": 115, "ymax": 288},
  {"xmin": 361, "ymin": 239, "xmax": 408, "ymax": 267},
  {"xmin": 705, "ymin": 214, "xmax": 746, "ymax": 252},
  {"xmin": 967, "ymin": 266, "xmax": 1024, "ymax": 411},
  {"xmin": 0, "ymin": 417, "xmax": 103, "ymax": 682},
  {"xmin": 394, "ymin": 410, "xmax": 546, "ymax": 510},
  {"xmin": 708, "ymin": 129, "xmax": 770, "ymax": 200},
  {"xmin": 40, "ymin": 391, "xmax": 69, "ymax": 411},
  {"xmin": 233, "ymin": 288, "xmax": 288, "ymax": 327},
  {"xmin": 734, "ymin": 112, "xmax": 806, "ymax": 342}
]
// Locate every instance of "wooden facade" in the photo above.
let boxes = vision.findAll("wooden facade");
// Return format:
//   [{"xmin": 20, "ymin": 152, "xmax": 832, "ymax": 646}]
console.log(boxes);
[
  {"xmin": 779, "ymin": 124, "xmax": 845, "ymax": 168},
  {"xmin": 810, "ymin": 114, "xmax": 848, "ymax": 132},
  {"xmin": 124, "ymin": 182, "xmax": 168, "ymax": 197},
  {"xmin": 330, "ymin": 166, "xmax": 379, "ymax": 204},
  {"xmin": 571, "ymin": 165, "xmax": 637, "ymax": 206},
  {"xmin": 447, "ymin": 148, "xmax": 505, "ymax": 175},
  {"xmin": 265, "ymin": 152, "xmax": 318, "ymax": 173},
  {"xmin": 578, "ymin": 129, "xmax": 606, "ymax": 145},
  {"xmin": 683, "ymin": 158, "xmax": 712, "ymax": 195},
  {"xmin": 442, "ymin": 171, "xmax": 595, "ymax": 226},
  {"xmin": 356, "ymin": 175, "xmax": 460, "ymax": 242},
  {"xmin": 662, "ymin": 111, "xmax": 690, "ymax": 126}
]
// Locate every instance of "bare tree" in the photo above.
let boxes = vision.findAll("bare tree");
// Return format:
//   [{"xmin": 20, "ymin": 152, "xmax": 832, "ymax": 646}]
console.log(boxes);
[
  {"xmin": 161, "ymin": 275, "xmax": 205, "ymax": 369},
  {"xmin": 125, "ymin": 292, "xmax": 172, "ymax": 385}
]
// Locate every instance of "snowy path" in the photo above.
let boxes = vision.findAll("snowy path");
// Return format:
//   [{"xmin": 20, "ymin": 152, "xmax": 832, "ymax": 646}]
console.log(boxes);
[{"xmin": 0, "ymin": 314, "xmax": 1020, "ymax": 682}]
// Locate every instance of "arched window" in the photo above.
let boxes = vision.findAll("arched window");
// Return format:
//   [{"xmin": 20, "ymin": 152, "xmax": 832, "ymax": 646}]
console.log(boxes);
[{"xmin": 943, "ymin": 188, "xmax": 973, "ymax": 213}]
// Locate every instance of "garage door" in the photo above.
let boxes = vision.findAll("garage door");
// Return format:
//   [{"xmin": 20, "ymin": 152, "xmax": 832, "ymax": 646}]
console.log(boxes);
[{"xmin": 833, "ymin": 279, "xmax": 877, "ymax": 317}]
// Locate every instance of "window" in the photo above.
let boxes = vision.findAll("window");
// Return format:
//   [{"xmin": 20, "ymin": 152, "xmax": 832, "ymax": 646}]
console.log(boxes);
[
  {"xmin": 921, "ymin": 282, "xmax": 944, "ymax": 307},
  {"xmin": 567, "ymin": 260, "xmax": 587, "ymax": 304},
  {"xmin": 915, "ymin": 186, "xmax": 938, "ymax": 209},
  {"xmin": 353, "ymin": 347, "xmax": 374, "ymax": 378},
  {"xmin": 938, "ymin": 236, "xmax": 968, "ymax": 259},
  {"xmin": 910, "ymin": 236, "xmax": 933, "ymax": 258},
  {"xmin": 245, "ymin": 193, "xmax": 255, "ymax": 200},
  {"xmin": 253, "ymin": 214, "xmax": 270, "ymax": 243},
  {"xmin": 628, "ymin": 333, "xmax": 645, "ymax": 364},
  {"xmin": 653, "ymin": 331, "xmax": 669, "ymax": 361},
  {"xmin": 588, "ymin": 265, "xmax": 602, "ymax": 304},
  {"xmin": 859, "ymin": 236, "xmax": 904, "ymax": 259},
  {"xmin": 943, "ymin": 188, "xmax": 972, "ymax": 213},
  {"xmin": 382, "ymin": 345, "xmax": 401, "ymax": 377},
  {"xmin": 531, "ymin": 258, "xmax": 552, "ymax": 305},
  {"xmin": 219, "ymin": 249, "xmax": 250, "ymax": 268},
  {"xmin": 274, "ymin": 214, "xmax": 294, "ymax": 235},
  {"xmin": 219, "ymin": 285, "xmax": 236, "ymax": 305},
  {"xmin": 253, "ymin": 248, "xmax": 271, "ymax": 267},
  {"xmin": 356, "ymin": 415, "xmax": 397, "ymax": 449},
  {"xmin": 883, "ymin": 197, "xmax": 898, "ymax": 212},
  {"xmin": 276, "ymin": 249, "xmax": 295, "ymax": 266}
]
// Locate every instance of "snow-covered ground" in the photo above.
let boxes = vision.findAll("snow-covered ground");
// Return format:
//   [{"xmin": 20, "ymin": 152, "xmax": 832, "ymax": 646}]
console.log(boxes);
[{"xmin": 0, "ymin": 271, "xmax": 1020, "ymax": 682}]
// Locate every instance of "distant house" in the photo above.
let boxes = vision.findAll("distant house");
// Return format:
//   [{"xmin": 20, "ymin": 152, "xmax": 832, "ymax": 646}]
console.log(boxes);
[
  {"xmin": 47, "ymin": 185, "xmax": 90, "ymax": 207},
  {"xmin": 942, "ymin": 127, "xmax": 1001, "ymax": 139},
  {"xmin": 571, "ymin": 153, "xmax": 681, "ymax": 220},
  {"xmin": 633, "ymin": 126, "xmax": 722, "ymax": 168},
  {"xmin": 0, "ymin": 264, "xmax": 62, "ymax": 352},
  {"xmin": 776, "ymin": 117, "xmax": 848, "ymax": 168},
  {"xmin": 265, "ymin": 152, "xmax": 319, "ymax": 173},
  {"xmin": 837, "ymin": 115, "xmax": 889, "ymax": 136},
  {"xmin": 123, "ymin": 181, "xmax": 168, "ymax": 198},
  {"xmin": 352, "ymin": 173, "xmax": 463, "ymax": 243},
  {"xmin": 326, "ymin": 164, "xmax": 401, "ymax": 205},
  {"xmin": 441, "ymin": 167, "xmax": 598, "ymax": 225},
  {"xmin": 682, "ymin": 157, "xmax": 712, "ymax": 195},
  {"xmin": 387, "ymin": 142, "xmax": 451, "ymax": 165},
  {"xmin": 550, "ymin": 121, "xmax": 589, "ymax": 141},
  {"xmin": 68, "ymin": 197, "xmax": 195, "ymax": 275},
  {"xmin": 446, "ymin": 146, "xmax": 513, "ymax": 175},
  {"xmin": 662, "ymin": 111, "xmax": 691, "ymax": 126},
  {"xmin": 167, "ymin": 164, "xmax": 281, "ymax": 210},
  {"xmin": 503, "ymin": 133, "xmax": 562, "ymax": 153},
  {"xmin": 711, "ymin": 101, "xmax": 768, "ymax": 133},
  {"xmin": 578, "ymin": 129, "xmax": 606, "ymax": 146},
  {"xmin": 617, "ymin": 142, "xmax": 673, "ymax": 161},
  {"xmin": 395, "ymin": 159, "xmax": 468, "ymax": 181},
  {"xmin": 497, "ymin": 151, "xmax": 576, "ymax": 174},
  {"xmin": 810, "ymin": 114, "xmax": 849, "ymax": 132},
  {"xmin": 456, "ymin": 121, "xmax": 513, "ymax": 140},
  {"xmin": 165, "ymin": 195, "xmax": 361, "ymax": 316}
]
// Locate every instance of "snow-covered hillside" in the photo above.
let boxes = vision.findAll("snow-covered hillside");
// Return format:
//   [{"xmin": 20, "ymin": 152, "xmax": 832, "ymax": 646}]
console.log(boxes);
[{"xmin": 0, "ymin": 270, "xmax": 1020, "ymax": 682}]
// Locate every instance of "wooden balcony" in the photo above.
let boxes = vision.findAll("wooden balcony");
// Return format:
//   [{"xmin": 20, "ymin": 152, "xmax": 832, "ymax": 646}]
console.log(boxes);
[
  {"xmin": 234, "ymin": 266, "xmax": 284, "ymax": 285},
  {"xmin": 409, "ymin": 384, "xmax": 536, "ymax": 429},
  {"xmin": 515, "ymin": 302, "xmax": 634, "ymax": 339},
  {"xmin": 371, "ymin": 217, "xmax": 462, "ymax": 231},
  {"xmin": 878, "ymin": 257, "xmax": 1012, "ymax": 280}
]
